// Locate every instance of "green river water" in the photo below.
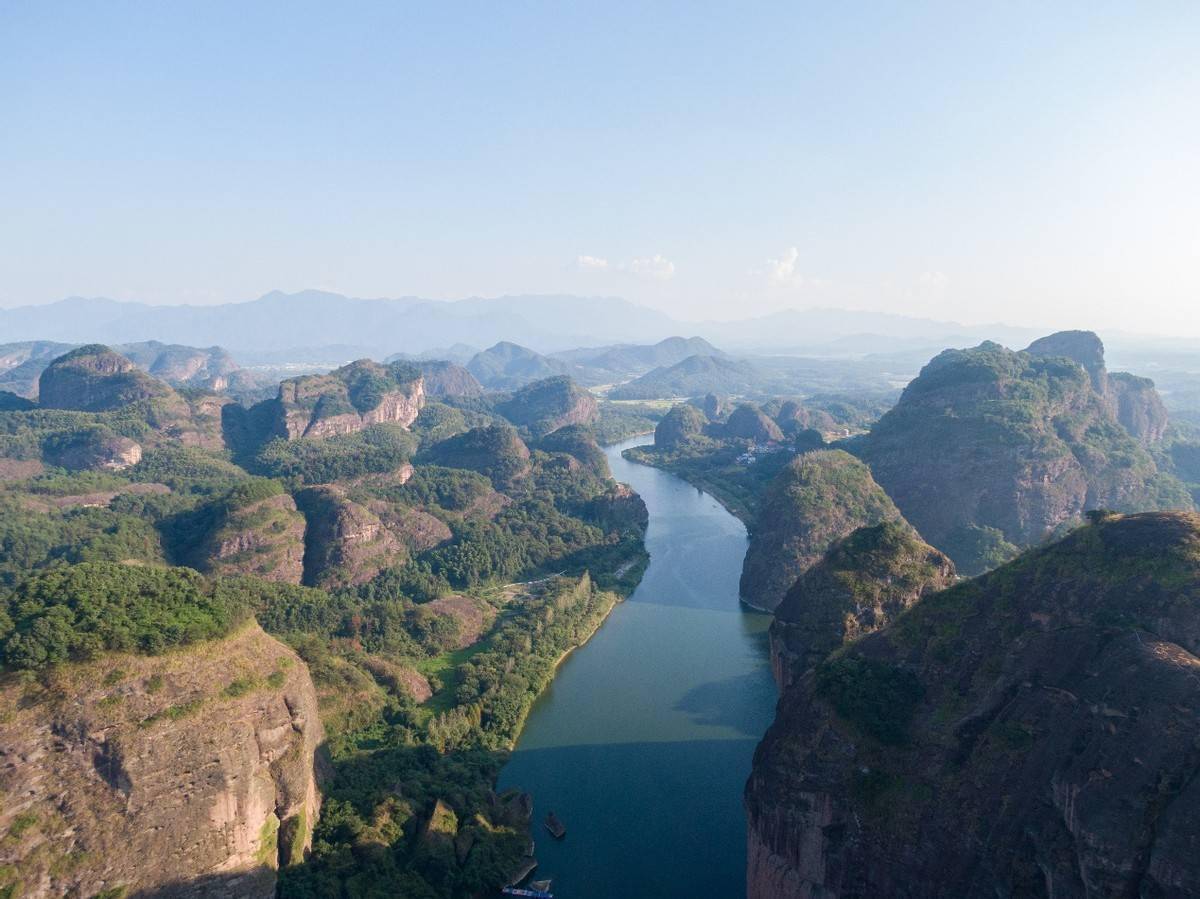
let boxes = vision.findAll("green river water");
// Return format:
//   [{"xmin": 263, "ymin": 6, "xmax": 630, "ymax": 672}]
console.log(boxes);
[{"xmin": 497, "ymin": 435, "xmax": 777, "ymax": 898}]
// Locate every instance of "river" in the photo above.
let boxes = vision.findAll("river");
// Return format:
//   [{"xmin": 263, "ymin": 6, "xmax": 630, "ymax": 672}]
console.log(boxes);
[{"xmin": 497, "ymin": 434, "xmax": 778, "ymax": 898}]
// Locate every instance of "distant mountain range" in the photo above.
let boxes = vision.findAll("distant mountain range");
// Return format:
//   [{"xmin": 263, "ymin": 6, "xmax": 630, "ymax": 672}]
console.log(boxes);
[
  {"xmin": 0, "ymin": 291, "xmax": 679, "ymax": 359},
  {"xmin": 0, "ymin": 290, "xmax": 1057, "ymax": 359}
]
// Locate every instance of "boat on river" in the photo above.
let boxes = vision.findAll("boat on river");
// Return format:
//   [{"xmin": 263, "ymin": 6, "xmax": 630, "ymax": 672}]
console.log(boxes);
[
  {"xmin": 544, "ymin": 811, "xmax": 566, "ymax": 839},
  {"xmin": 501, "ymin": 887, "xmax": 553, "ymax": 898}
]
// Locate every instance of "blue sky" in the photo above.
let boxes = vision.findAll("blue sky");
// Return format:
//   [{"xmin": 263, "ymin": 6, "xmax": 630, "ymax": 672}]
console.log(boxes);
[{"xmin": 2, "ymin": 1, "xmax": 1198, "ymax": 333}]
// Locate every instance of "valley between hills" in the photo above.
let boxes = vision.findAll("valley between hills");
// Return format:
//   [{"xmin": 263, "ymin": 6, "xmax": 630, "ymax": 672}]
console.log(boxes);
[{"xmin": 1, "ymin": 318, "xmax": 1199, "ymax": 898}]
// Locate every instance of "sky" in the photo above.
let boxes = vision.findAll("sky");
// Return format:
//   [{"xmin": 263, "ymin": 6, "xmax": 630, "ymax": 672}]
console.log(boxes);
[{"xmin": 2, "ymin": 1, "xmax": 1198, "ymax": 333}]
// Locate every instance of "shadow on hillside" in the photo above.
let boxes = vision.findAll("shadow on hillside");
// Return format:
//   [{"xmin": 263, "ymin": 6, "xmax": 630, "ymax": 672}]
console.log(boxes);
[
  {"xmin": 129, "ymin": 742, "xmax": 520, "ymax": 896},
  {"xmin": 131, "ymin": 866, "xmax": 275, "ymax": 897}
]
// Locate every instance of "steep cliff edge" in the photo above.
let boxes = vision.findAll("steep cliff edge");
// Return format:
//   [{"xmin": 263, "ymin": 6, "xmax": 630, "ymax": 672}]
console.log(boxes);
[
  {"xmin": 0, "ymin": 622, "xmax": 324, "ymax": 898},
  {"xmin": 739, "ymin": 450, "xmax": 907, "ymax": 611},
  {"xmin": 747, "ymin": 511, "xmax": 1200, "ymax": 899},
  {"xmin": 261, "ymin": 359, "xmax": 425, "ymax": 441},
  {"xmin": 182, "ymin": 483, "xmax": 307, "ymax": 584},
  {"xmin": 769, "ymin": 523, "xmax": 955, "ymax": 689},
  {"xmin": 857, "ymin": 332, "xmax": 1190, "ymax": 574},
  {"xmin": 33, "ymin": 345, "xmax": 231, "ymax": 451},
  {"xmin": 297, "ymin": 485, "xmax": 406, "ymax": 588},
  {"xmin": 37, "ymin": 344, "xmax": 174, "ymax": 412}
]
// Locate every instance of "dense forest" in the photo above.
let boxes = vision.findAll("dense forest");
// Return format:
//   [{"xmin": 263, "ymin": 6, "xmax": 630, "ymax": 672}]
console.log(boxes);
[{"xmin": 0, "ymin": 349, "xmax": 651, "ymax": 898}]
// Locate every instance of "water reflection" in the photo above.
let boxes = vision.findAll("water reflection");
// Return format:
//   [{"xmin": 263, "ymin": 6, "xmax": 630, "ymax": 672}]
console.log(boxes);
[{"xmin": 496, "ymin": 436, "xmax": 777, "ymax": 899}]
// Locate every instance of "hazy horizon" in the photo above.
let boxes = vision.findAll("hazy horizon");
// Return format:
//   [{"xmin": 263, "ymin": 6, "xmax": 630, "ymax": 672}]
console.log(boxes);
[{"xmin": 3, "ymin": 3, "xmax": 1198, "ymax": 335}]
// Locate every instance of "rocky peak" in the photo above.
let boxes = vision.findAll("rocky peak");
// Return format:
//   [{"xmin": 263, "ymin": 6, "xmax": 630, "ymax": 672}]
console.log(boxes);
[
  {"xmin": 495, "ymin": 375, "xmax": 598, "ymax": 437},
  {"xmin": 38, "ymin": 344, "xmax": 173, "ymax": 411},
  {"xmin": 770, "ymin": 522, "xmax": 955, "ymax": 688},
  {"xmin": 297, "ymin": 485, "xmax": 406, "ymax": 588},
  {"xmin": 417, "ymin": 359, "xmax": 484, "ymax": 397},
  {"xmin": 1110, "ymin": 371, "xmax": 1169, "ymax": 445},
  {"xmin": 858, "ymin": 334, "xmax": 1190, "ymax": 574},
  {"xmin": 1025, "ymin": 329, "xmax": 1107, "ymax": 376},
  {"xmin": 701, "ymin": 392, "xmax": 729, "ymax": 419},
  {"xmin": 739, "ymin": 450, "xmax": 907, "ymax": 611},
  {"xmin": 188, "ymin": 483, "xmax": 307, "ymax": 583},
  {"xmin": 724, "ymin": 403, "xmax": 785, "ymax": 442},
  {"xmin": 746, "ymin": 511, "xmax": 1200, "ymax": 898},
  {"xmin": 655, "ymin": 403, "xmax": 708, "ymax": 449},
  {"xmin": 270, "ymin": 359, "xmax": 425, "ymax": 440}
]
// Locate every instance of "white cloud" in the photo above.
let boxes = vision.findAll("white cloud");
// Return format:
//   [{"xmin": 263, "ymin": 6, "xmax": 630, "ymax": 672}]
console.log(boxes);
[
  {"xmin": 918, "ymin": 270, "xmax": 949, "ymax": 290},
  {"xmin": 765, "ymin": 246, "xmax": 800, "ymax": 284},
  {"xmin": 575, "ymin": 252, "xmax": 676, "ymax": 281},
  {"xmin": 576, "ymin": 254, "xmax": 609, "ymax": 271},
  {"xmin": 626, "ymin": 254, "xmax": 676, "ymax": 281}
]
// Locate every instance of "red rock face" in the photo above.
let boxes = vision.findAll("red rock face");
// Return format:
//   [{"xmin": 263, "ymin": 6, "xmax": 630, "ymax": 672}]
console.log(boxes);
[
  {"xmin": 1111, "ymin": 373, "xmax": 1169, "ymax": 445},
  {"xmin": 860, "ymin": 334, "xmax": 1188, "ymax": 575},
  {"xmin": 746, "ymin": 512, "xmax": 1200, "ymax": 899},
  {"xmin": 283, "ymin": 383, "xmax": 426, "ymax": 439},
  {"xmin": 298, "ymin": 486, "xmax": 408, "ymax": 588},
  {"xmin": 0, "ymin": 625, "xmax": 324, "ymax": 898},
  {"xmin": 202, "ymin": 493, "xmax": 307, "ymax": 584},
  {"xmin": 38, "ymin": 346, "xmax": 172, "ymax": 411}
]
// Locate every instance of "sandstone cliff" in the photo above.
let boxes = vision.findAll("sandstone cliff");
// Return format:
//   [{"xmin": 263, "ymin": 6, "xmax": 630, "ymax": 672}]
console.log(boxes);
[
  {"xmin": 1110, "ymin": 371, "xmax": 1169, "ymax": 445},
  {"xmin": 297, "ymin": 485, "xmax": 406, "ymax": 588},
  {"xmin": 857, "ymin": 332, "xmax": 1191, "ymax": 574},
  {"xmin": 770, "ymin": 523, "xmax": 955, "ymax": 689},
  {"xmin": 38, "ymin": 345, "xmax": 174, "ymax": 412},
  {"xmin": 0, "ymin": 623, "xmax": 324, "ymax": 898},
  {"xmin": 747, "ymin": 511, "xmax": 1200, "ymax": 898},
  {"xmin": 739, "ymin": 450, "xmax": 907, "ymax": 611},
  {"xmin": 266, "ymin": 359, "xmax": 425, "ymax": 441},
  {"xmin": 193, "ymin": 490, "xmax": 307, "ymax": 584},
  {"xmin": 42, "ymin": 425, "xmax": 143, "ymax": 471},
  {"xmin": 417, "ymin": 359, "xmax": 484, "ymax": 397}
]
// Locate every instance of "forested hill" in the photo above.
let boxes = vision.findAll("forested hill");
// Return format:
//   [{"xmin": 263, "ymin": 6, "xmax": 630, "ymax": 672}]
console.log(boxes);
[{"xmin": 0, "ymin": 342, "xmax": 649, "ymax": 897}]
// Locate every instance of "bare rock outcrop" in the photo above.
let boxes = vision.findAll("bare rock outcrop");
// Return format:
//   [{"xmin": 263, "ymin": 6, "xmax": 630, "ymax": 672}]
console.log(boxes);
[
  {"xmin": 495, "ymin": 375, "xmax": 598, "ymax": 437},
  {"xmin": 38, "ymin": 344, "xmax": 174, "ymax": 412},
  {"xmin": 1110, "ymin": 371, "xmax": 1169, "ymax": 445},
  {"xmin": 367, "ymin": 501, "xmax": 452, "ymax": 554},
  {"xmin": 196, "ymin": 492, "xmax": 307, "ymax": 584},
  {"xmin": 417, "ymin": 359, "xmax": 484, "ymax": 397},
  {"xmin": 298, "ymin": 486, "xmax": 407, "ymax": 588},
  {"xmin": 42, "ymin": 426, "xmax": 143, "ymax": 471},
  {"xmin": 856, "ymin": 333, "xmax": 1191, "ymax": 575},
  {"xmin": 266, "ymin": 359, "xmax": 425, "ymax": 441},
  {"xmin": 0, "ymin": 623, "xmax": 324, "ymax": 898}
]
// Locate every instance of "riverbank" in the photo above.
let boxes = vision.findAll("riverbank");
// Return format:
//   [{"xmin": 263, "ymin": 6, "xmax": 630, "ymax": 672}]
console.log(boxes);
[
  {"xmin": 501, "ymin": 575, "xmax": 624, "ymax": 752},
  {"xmin": 621, "ymin": 445, "xmax": 756, "ymax": 524},
  {"xmin": 618, "ymin": 441, "xmax": 792, "ymax": 529},
  {"xmin": 496, "ymin": 435, "xmax": 777, "ymax": 898}
]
